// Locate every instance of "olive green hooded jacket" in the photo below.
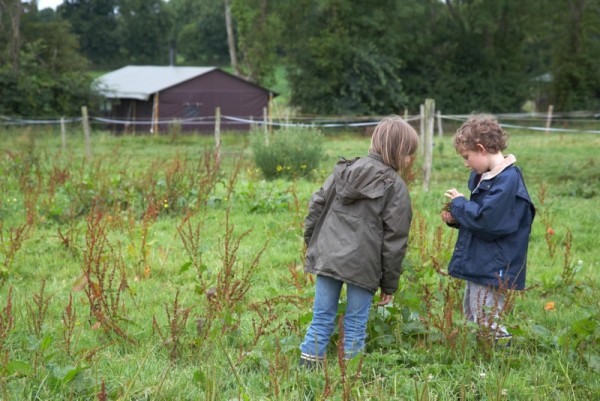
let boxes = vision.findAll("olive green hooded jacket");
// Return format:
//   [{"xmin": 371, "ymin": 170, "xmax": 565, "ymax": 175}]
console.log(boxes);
[{"xmin": 304, "ymin": 153, "xmax": 412, "ymax": 294}]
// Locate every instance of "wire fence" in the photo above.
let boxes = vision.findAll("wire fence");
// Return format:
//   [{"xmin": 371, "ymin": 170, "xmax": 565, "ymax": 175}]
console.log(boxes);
[
  {"xmin": 1, "ymin": 110, "xmax": 599, "ymax": 134},
  {"xmin": 2, "ymin": 107, "xmax": 597, "ymax": 193}
]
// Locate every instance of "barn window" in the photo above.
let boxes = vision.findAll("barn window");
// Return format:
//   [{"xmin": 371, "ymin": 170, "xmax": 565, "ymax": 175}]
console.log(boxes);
[{"xmin": 183, "ymin": 103, "xmax": 201, "ymax": 118}]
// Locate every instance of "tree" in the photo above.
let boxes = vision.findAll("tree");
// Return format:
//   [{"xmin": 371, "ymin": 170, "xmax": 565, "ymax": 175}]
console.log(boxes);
[
  {"xmin": 117, "ymin": 0, "xmax": 173, "ymax": 65},
  {"xmin": 224, "ymin": 0, "xmax": 239, "ymax": 74},
  {"xmin": 168, "ymin": 0, "xmax": 229, "ymax": 66},
  {"xmin": 275, "ymin": 0, "xmax": 600, "ymax": 115},
  {"xmin": 0, "ymin": 0, "xmax": 21, "ymax": 71},
  {"xmin": 0, "ymin": 3, "xmax": 96, "ymax": 117},
  {"xmin": 279, "ymin": 0, "xmax": 407, "ymax": 115},
  {"xmin": 231, "ymin": 0, "xmax": 282, "ymax": 86},
  {"xmin": 395, "ymin": 0, "xmax": 535, "ymax": 113},
  {"xmin": 548, "ymin": 0, "xmax": 600, "ymax": 111},
  {"xmin": 57, "ymin": 0, "xmax": 121, "ymax": 69}
]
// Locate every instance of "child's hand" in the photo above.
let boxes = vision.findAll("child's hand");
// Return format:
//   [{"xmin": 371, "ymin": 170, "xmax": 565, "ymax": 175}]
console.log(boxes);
[
  {"xmin": 377, "ymin": 292, "xmax": 393, "ymax": 306},
  {"xmin": 444, "ymin": 188, "xmax": 464, "ymax": 200},
  {"xmin": 440, "ymin": 210, "xmax": 456, "ymax": 224}
]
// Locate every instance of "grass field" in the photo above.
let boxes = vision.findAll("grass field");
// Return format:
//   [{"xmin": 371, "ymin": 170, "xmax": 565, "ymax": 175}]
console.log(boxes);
[{"xmin": 0, "ymin": 125, "xmax": 598, "ymax": 400}]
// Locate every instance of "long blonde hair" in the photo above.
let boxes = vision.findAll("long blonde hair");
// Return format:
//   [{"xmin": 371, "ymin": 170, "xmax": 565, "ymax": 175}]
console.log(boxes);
[{"xmin": 369, "ymin": 115, "xmax": 419, "ymax": 172}]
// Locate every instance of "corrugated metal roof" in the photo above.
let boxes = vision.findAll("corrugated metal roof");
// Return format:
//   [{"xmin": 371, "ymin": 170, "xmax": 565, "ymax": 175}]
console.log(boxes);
[{"xmin": 95, "ymin": 65, "xmax": 217, "ymax": 100}]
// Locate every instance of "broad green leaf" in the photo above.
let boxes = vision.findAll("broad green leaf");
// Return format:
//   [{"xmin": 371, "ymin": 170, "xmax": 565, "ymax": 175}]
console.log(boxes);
[
  {"xmin": 7, "ymin": 360, "xmax": 33, "ymax": 377},
  {"xmin": 180, "ymin": 260, "xmax": 192, "ymax": 273}
]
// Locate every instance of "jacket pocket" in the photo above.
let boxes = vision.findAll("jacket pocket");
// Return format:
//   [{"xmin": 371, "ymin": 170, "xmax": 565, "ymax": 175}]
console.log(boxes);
[{"xmin": 463, "ymin": 238, "xmax": 507, "ymax": 281}]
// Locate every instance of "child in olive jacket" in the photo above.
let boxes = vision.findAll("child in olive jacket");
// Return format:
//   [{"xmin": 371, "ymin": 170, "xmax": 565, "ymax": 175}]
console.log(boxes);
[
  {"xmin": 300, "ymin": 116, "xmax": 418, "ymax": 368},
  {"xmin": 441, "ymin": 114, "xmax": 535, "ymax": 344}
]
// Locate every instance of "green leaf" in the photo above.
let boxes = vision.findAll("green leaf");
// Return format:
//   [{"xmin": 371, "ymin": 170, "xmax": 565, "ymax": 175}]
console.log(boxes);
[
  {"xmin": 179, "ymin": 260, "xmax": 192, "ymax": 273},
  {"xmin": 40, "ymin": 334, "xmax": 53, "ymax": 352},
  {"xmin": 508, "ymin": 326, "xmax": 526, "ymax": 337},
  {"xmin": 199, "ymin": 263, "xmax": 208, "ymax": 274},
  {"xmin": 532, "ymin": 324, "xmax": 552, "ymax": 338},
  {"xmin": 193, "ymin": 369, "xmax": 206, "ymax": 384},
  {"xmin": 583, "ymin": 353, "xmax": 600, "ymax": 372},
  {"xmin": 298, "ymin": 311, "xmax": 313, "ymax": 326},
  {"xmin": 62, "ymin": 366, "xmax": 84, "ymax": 384},
  {"xmin": 7, "ymin": 360, "xmax": 33, "ymax": 377},
  {"xmin": 51, "ymin": 364, "xmax": 84, "ymax": 384},
  {"xmin": 570, "ymin": 317, "xmax": 597, "ymax": 336}
]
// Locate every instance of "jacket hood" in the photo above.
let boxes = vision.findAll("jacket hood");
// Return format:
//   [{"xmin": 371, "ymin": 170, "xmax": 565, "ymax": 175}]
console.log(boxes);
[{"xmin": 333, "ymin": 153, "xmax": 396, "ymax": 204}]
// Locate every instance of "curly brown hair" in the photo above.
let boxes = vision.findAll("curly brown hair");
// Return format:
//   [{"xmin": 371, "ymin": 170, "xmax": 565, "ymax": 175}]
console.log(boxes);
[{"xmin": 453, "ymin": 114, "xmax": 508, "ymax": 153}]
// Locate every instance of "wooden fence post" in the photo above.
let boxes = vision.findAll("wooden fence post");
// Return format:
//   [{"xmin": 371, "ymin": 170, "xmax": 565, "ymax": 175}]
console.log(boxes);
[
  {"xmin": 214, "ymin": 107, "xmax": 221, "ymax": 165},
  {"xmin": 436, "ymin": 110, "xmax": 443, "ymax": 137},
  {"xmin": 268, "ymin": 92, "xmax": 273, "ymax": 134},
  {"xmin": 419, "ymin": 104, "xmax": 425, "ymax": 157},
  {"xmin": 263, "ymin": 107, "xmax": 269, "ymax": 145},
  {"xmin": 422, "ymin": 98, "xmax": 435, "ymax": 192},
  {"xmin": 60, "ymin": 117, "xmax": 67, "ymax": 152},
  {"xmin": 81, "ymin": 106, "xmax": 91, "ymax": 160},
  {"xmin": 152, "ymin": 92, "xmax": 160, "ymax": 136},
  {"xmin": 545, "ymin": 104, "xmax": 554, "ymax": 135}
]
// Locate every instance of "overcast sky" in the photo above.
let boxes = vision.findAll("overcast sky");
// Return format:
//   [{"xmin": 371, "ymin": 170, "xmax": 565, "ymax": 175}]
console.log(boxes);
[
  {"xmin": 37, "ymin": 0, "xmax": 62, "ymax": 10},
  {"xmin": 35, "ymin": 0, "xmax": 171, "ymax": 11}
]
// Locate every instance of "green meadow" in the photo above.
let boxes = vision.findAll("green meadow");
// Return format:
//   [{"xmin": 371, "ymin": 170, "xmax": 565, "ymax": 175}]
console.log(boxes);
[{"xmin": 0, "ymin": 125, "xmax": 598, "ymax": 400}]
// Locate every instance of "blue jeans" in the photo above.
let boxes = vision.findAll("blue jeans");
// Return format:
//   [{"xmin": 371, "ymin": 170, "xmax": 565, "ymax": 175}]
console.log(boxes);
[{"xmin": 300, "ymin": 275, "xmax": 374, "ymax": 360}]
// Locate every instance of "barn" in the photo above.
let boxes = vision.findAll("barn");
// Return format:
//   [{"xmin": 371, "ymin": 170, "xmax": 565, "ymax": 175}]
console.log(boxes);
[{"xmin": 94, "ymin": 66, "xmax": 276, "ymax": 133}]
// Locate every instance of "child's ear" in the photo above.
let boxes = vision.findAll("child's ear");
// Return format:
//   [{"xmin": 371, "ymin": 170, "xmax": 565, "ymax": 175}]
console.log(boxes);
[{"xmin": 476, "ymin": 143, "xmax": 487, "ymax": 153}]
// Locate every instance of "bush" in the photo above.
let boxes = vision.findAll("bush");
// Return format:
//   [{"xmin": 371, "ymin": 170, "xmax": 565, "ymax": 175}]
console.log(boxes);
[{"xmin": 250, "ymin": 127, "xmax": 324, "ymax": 180}]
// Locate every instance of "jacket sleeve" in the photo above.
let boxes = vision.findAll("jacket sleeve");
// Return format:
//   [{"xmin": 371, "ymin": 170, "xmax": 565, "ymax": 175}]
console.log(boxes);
[
  {"xmin": 379, "ymin": 180, "xmax": 412, "ymax": 294},
  {"xmin": 303, "ymin": 174, "xmax": 334, "ymax": 246},
  {"xmin": 450, "ymin": 171, "xmax": 521, "ymax": 241}
]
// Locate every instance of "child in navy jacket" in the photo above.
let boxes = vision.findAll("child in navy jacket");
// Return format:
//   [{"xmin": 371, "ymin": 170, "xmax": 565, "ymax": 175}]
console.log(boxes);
[{"xmin": 441, "ymin": 114, "xmax": 535, "ymax": 344}]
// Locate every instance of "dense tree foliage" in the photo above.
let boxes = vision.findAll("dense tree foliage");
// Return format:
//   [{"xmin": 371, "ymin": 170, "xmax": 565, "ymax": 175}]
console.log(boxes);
[
  {"xmin": 273, "ymin": 0, "xmax": 600, "ymax": 114},
  {"xmin": 547, "ymin": 0, "xmax": 600, "ymax": 111},
  {"xmin": 231, "ymin": 0, "xmax": 281, "ymax": 87},
  {"xmin": 0, "ymin": 1, "xmax": 95, "ymax": 117},
  {"xmin": 279, "ymin": 0, "xmax": 407, "ymax": 114},
  {"xmin": 57, "ymin": 0, "xmax": 121, "ymax": 69},
  {"xmin": 1, "ymin": 0, "xmax": 599, "ymax": 117},
  {"xmin": 116, "ymin": 0, "xmax": 173, "ymax": 65},
  {"xmin": 396, "ymin": 0, "xmax": 534, "ymax": 113},
  {"xmin": 170, "ymin": 0, "xmax": 229, "ymax": 66}
]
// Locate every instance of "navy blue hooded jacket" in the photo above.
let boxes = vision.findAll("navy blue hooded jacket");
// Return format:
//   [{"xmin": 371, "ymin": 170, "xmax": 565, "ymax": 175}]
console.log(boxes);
[{"xmin": 447, "ymin": 156, "xmax": 535, "ymax": 290}]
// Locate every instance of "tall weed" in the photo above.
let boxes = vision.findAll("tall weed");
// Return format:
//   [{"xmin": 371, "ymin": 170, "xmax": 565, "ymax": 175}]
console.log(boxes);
[
  {"xmin": 0, "ymin": 286, "xmax": 14, "ymax": 398},
  {"xmin": 152, "ymin": 290, "xmax": 193, "ymax": 362},
  {"xmin": 250, "ymin": 127, "xmax": 324, "ymax": 179},
  {"xmin": 0, "ymin": 212, "xmax": 35, "ymax": 286},
  {"xmin": 74, "ymin": 202, "xmax": 134, "ymax": 344},
  {"xmin": 0, "ymin": 129, "xmax": 598, "ymax": 399}
]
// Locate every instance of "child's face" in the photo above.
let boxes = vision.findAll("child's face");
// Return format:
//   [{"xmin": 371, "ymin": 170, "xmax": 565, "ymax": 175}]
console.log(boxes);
[{"xmin": 457, "ymin": 145, "xmax": 490, "ymax": 174}]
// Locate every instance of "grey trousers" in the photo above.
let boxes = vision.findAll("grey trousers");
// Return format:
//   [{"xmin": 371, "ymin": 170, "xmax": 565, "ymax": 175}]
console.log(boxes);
[{"xmin": 463, "ymin": 281, "xmax": 510, "ymax": 337}]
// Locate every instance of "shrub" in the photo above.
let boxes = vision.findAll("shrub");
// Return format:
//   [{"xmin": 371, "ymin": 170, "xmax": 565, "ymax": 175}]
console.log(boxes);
[{"xmin": 250, "ymin": 127, "xmax": 323, "ymax": 180}]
